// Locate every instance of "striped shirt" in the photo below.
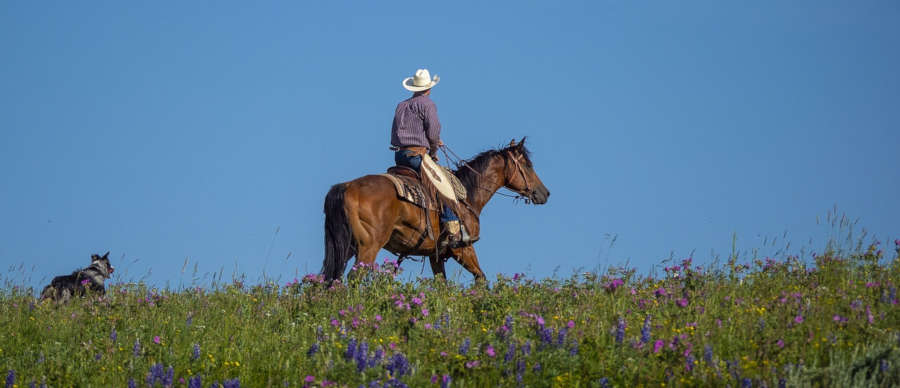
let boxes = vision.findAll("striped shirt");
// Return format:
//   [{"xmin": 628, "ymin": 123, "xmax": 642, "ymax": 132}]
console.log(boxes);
[{"xmin": 390, "ymin": 94, "xmax": 441, "ymax": 155}]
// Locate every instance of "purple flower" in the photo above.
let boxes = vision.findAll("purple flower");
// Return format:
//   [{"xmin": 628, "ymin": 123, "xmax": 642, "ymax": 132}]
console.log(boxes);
[
  {"xmin": 355, "ymin": 342, "xmax": 369, "ymax": 372},
  {"xmin": 146, "ymin": 363, "xmax": 165, "ymax": 386},
  {"xmin": 386, "ymin": 353, "xmax": 411, "ymax": 377},
  {"xmin": 81, "ymin": 278, "xmax": 90, "ymax": 286},
  {"xmin": 653, "ymin": 340, "xmax": 664, "ymax": 353},
  {"xmin": 110, "ymin": 328, "xmax": 117, "ymax": 343},
  {"xmin": 133, "ymin": 339, "xmax": 141, "ymax": 357},
  {"xmin": 654, "ymin": 287, "xmax": 667, "ymax": 297},
  {"xmin": 128, "ymin": 378, "xmax": 136, "ymax": 388},
  {"xmin": 307, "ymin": 342, "xmax": 319, "ymax": 357},
  {"xmin": 459, "ymin": 338, "xmax": 471, "ymax": 355},
  {"xmin": 533, "ymin": 362, "xmax": 542, "ymax": 372},
  {"xmin": 686, "ymin": 354, "xmax": 695, "ymax": 371},
  {"xmin": 485, "ymin": 345, "xmax": 496, "ymax": 357},
  {"xmin": 604, "ymin": 278, "xmax": 624, "ymax": 292},
  {"xmin": 440, "ymin": 375, "xmax": 451, "ymax": 388},
  {"xmin": 640, "ymin": 315, "xmax": 652, "ymax": 343},
  {"xmin": 223, "ymin": 378, "xmax": 240, "ymax": 388},
  {"xmin": 569, "ymin": 341, "xmax": 579, "ymax": 356},
  {"xmin": 557, "ymin": 328, "xmax": 569, "ymax": 346},
  {"xmin": 676, "ymin": 298, "xmax": 689, "ymax": 308},
  {"xmin": 153, "ymin": 336, "xmax": 161, "ymax": 345},
  {"xmin": 598, "ymin": 377, "xmax": 609, "ymax": 388},
  {"xmin": 536, "ymin": 316, "xmax": 545, "ymax": 327},
  {"xmin": 345, "ymin": 338, "xmax": 358, "ymax": 360},
  {"xmin": 304, "ymin": 376, "xmax": 315, "ymax": 383},
  {"xmin": 567, "ymin": 320, "xmax": 575, "ymax": 329},
  {"xmin": 504, "ymin": 342, "xmax": 516, "ymax": 363},
  {"xmin": 776, "ymin": 339, "xmax": 784, "ymax": 348},
  {"xmin": 615, "ymin": 318, "xmax": 626, "ymax": 344},
  {"xmin": 192, "ymin": 344, "xmax": 201, "ymax": 360},
  {"xmin": 703, "ymin": 344, "xmax": 713, "ymax": 363},
  {"xmin": 6, "ymin": 370, "xmax": 14, "ymax": 388},
  {"xmin": 522, "ymin": 341, "xmax": 532, "ymax": 356},
  {"xmin": 539, "ymin": 326, "xmax": 553, "ymax": 345},
  {"xmin": 794, "ymin": 315, "xmax": 804, "ymax": 324},
  {"xmin": 412, "ymin": 297, "xmax": 423, "ymax": 305},
  {"xmin": 188, "ymin": 376, "xmax": 202, "ymax": 388}
]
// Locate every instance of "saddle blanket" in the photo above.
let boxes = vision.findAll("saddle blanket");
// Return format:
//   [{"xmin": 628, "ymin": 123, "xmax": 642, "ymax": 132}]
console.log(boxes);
[{"xmin": 379, "ymin": 173, "xmax": 439, "ymax": 211}]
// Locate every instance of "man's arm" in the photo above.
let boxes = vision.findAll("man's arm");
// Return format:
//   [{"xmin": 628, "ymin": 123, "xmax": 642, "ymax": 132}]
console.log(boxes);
[{"xmin": 423, "ymin": 102, "xmax": 442, "ymax": 157}]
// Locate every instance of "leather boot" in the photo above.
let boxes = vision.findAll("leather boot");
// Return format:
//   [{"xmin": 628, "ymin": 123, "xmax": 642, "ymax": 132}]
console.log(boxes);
[{"xmin": 440, "ymin": 220, "xmax": 462, "ymax": 249}]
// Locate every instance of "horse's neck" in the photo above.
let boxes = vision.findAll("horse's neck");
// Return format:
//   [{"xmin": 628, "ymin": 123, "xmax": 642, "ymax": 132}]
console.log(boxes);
[{"xmin": 465, "ymin": 158, "xmax": 506, "ymax": 214}]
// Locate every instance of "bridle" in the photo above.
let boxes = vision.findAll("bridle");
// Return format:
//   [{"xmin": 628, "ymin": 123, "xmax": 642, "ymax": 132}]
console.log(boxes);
[{"xmin": 440, "ymin": 145, "xmax": 534, "ymax": 203}]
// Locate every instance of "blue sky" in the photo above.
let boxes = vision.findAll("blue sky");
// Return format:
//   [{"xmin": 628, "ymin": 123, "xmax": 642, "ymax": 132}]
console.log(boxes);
[{"xmin": 2, "ymin": 1, "xmax": 898, "ymax": 289}]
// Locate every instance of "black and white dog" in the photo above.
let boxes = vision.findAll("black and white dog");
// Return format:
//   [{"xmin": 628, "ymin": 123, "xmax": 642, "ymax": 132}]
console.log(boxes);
[{"xmin": 40, "ymin": 252, "xmax": 115, "ymax": 302}]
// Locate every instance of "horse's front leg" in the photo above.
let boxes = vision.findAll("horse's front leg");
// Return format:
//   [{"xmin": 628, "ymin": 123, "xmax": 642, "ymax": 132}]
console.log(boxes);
[
  {"xmin": 451, "ymin": 245, "xmax": 486, "ymax": 282},
  {"xmin": 429, "ymin": 255, "xmax": 446, "ymax": 280}
]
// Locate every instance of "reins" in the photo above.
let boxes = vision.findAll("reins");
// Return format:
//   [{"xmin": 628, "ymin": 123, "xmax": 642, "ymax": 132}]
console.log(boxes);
[{"xmin": 439, "ymin": 144, "xmax": 532, "ymax": 202}]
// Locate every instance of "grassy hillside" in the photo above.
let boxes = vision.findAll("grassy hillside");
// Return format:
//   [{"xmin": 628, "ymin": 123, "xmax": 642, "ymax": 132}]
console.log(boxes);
[{"xmin": 2, "ymin": 241, "xmax": 899, "ymax": 387}]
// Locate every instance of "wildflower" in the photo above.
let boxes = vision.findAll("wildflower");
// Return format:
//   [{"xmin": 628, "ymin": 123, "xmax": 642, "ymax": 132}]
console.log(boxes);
[
  {"xmin": 188, "ymin": 376, "xmax": 202, "ymax": 388},
  {"xmin": 81, "ymin": 278, "xmax": 90, "ymax": 286},
  {"xmin": 516, "ymin": 360, "xmax": 526, "ymax": 382},
  {"xmin": 440, "ymin": 375, "xmax": 451, "ymax": 388},
  {"xmin": 741, "ymin": 378, "xmax": 752, "ymax": 388},
  {"xmin": 686, "ymin": 354, "xmax": 695, "ymax": 371},
  {"xmin": 6, "ymin": 370, "xmax": 14, "ymax": 388},
  {"xmin": 604, "ymin": 278, "xmax": 624, "ymax": 292},
  {"xmin": 305, "ymin": 376, "xmax": 315, "ymax": 383},
  {"xmin": 186, "ymin": 314, "xmax": 193, "ymax": 326},
  {"xmin": 375, "ymin": 315, "xmax": 382, "ymax": 322},
  {"xmin": 776, "ymin": 339, "xmax": 784, "ymax": 349},
  {"xmin": 465, "ymin": 360, "xmax": 480, "ymax": 369},
  {"xmin": 676, "ymin": 298, "xmax": 689, "ymax": 307},
  {"xmin": 386, "ymin": 353, "xmax": 411, "ymax": 377},
  {"xmin": 421, "ymin": 308, "xmax": 429, "ymax": 317},
  {"xmin": 330, "ymin": 319, "xmax": 340, "ymax": 327},
  {"xmin": 598, "ymin": 377, "xmax": 610, "ymax": 388},
  {"xmin": 146, "ymin": 363, "xmax": 165, "ymax": 386},
  {"xmin": 459, "ymin": 338, "xmax": 471, "ymax": 355},
  {"xmin": 345, "ymin": 338, "xmax": 358, "ymax": 360},
  {"xmin": 307, "ymin": 342, "xmax": 319, "ymax": 357},
  {"xmin": 533, "ymin": 363, "xmax": 542, "ymax": 372},
  {"xmin": 412, "ymin": 297, "xmax": 423, "ymax": 305},
  {"xmin": 703, "ymin": 345, "xmax": 713, "ymax": 363},
  {"xmin": 223, "ymin": 378, "xmax": 240, "ymax": 388},
  {"xmin": 866, "ymin": 306, "xmax": 874, "ymax": 324},
  {"xmin": 653, "ymin": 340, "xmax": 664, "ymax": 353},
  {"xmin": 536, "ymin": 316, "xmax": 545, "ymax": 327},
  {"xmin": 153, "ymin": 336, "xmax": 161, "ymax": 345},
  {"xmin": 615, "ymin": 318, "xmax": 626, "ymax": 344},
  {"xmin": 567, "ymin": 320, "xmax": 575, "ymax": 329},
  {"xmin": 355, "ymin": 342, "xmax": 369, "ymax": 372},
  {"xmin": 539, "ymin": 327, "xmax": 553, "ymax": 345},
  {"xmin": 95, "ymin": 353, "xmax": 102, "ymax": 361},
  {"xmin": 504, "ymin": 342, "xmax": 516, "ymax": 362},
  {"xmin": 192, "ymin": 344, "xmax": 201, "ymax": 360},
  {"xmin": 794, "ymin": 315, "xmax": 804, "ymax": 324},
  {"xmin": 569, "ymin": 342, "xmax": 579, "ymax": 356},
  {"xmin": 110, "ymin": 328, "xmax": 117, "ymax": 342},
  {"xmin": 485, "ymin": 345, "xmax": 496, "ymax": 357},
  {"xmin": 133, "ymin": 339, "xmax": 141, "ymax": 357},
  {"xmin": 654, "ymin": 287, "xmax": 667, "ymax": 297},
  {"xmin": 371, "ymin": 348, "xmax": 384, "ymax": 367},
  {"xmin": 640, "ymin": 315, "xmax": 652, "ymax": 343},
  {"xmin": 128, "ymin": 378, "xmax": 136, "ymax": 388},
  {"xmin": 522, "ymin": 341, "xmax": 532, "ymax": 356}
]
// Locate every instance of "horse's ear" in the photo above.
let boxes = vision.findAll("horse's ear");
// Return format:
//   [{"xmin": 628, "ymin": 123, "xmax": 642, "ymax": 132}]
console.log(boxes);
[
  {"xmin": 103, "ymin": 251, "xmax": 110, "ymax": 259},
  {"xmin": 518, "ymin": 136, "xmax": 527, "ymax": 148},
  {"xmin": 509, "ymin": 138, "xmax": 517, "ymax": 147}
]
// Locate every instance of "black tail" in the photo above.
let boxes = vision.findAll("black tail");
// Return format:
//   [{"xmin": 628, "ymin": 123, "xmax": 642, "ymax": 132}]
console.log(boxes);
[{"xmin": 322, "ymin": 183, "xmax": 355, "ymax": 282}]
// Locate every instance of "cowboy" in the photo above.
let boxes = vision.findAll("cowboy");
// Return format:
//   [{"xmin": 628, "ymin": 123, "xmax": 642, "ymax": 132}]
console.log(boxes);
[{"xmin": 390, "ymin": 68, "xmax": 462, "ymax": 246}]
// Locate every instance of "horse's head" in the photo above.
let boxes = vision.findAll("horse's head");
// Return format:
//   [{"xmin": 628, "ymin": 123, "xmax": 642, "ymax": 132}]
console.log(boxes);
[{"xmin": 503, "ymin": 137, "xmax": 550, "ymax": 204}]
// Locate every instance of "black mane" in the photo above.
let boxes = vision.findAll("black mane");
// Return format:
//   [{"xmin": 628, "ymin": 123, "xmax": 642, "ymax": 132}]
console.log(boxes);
[{"xmin": 453, "ymin": 143, "xmax": 532, "ymax": 192}]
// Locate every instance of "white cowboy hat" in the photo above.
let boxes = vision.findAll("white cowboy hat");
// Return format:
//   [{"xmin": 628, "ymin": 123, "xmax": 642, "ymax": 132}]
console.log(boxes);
[{"xmin": 402, "ymin": 68, "xmax": 440, "ymax": 92}]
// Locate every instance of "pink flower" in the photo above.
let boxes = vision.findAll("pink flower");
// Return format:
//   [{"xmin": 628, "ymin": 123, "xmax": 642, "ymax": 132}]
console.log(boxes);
[
  {"xmin": 653, "ymin": 340, "xmax": 664, "ymax": 353},
  {"xmin": 654, "ymin": 287, "xmax": 667, "ymax": 297},
  {"xmin": 486, "ymin": 345, "xmax": 496, "ymax": 357},
  {"xmin": 389, "ymin": 342, "xmax": 396, "ymax": 350},
  {"xmin": 81, "ymin": 278, "xmax": 90, "ymax": 286},
  {"xmin": 776, "ymin": 339, "xmax": 784, "ymax": 348},
  {"xmin": 412, "ymin": 297, "xmax": 423, "ymax": 306},
  {"xmin": 330, "ymin": 319, "xmax": 340, "ymax": 327},
  {"xmin": 375, "ymin": 315, "xmax": 382, "ymax": 322},
  {"xmin": 440, "ymin": 351, "xmax": 448, "ymax": 357},
  {"xmin": 153, "ymin": 336, "xmax": 161, "ymax": 344},
  {"xmin": 424, "ymin": 323, "xmax": 433, "ymax": 330},
  {"xmin": 305, "ymin": 375, "xmax": 315, "ymax": 383},
  {"xmin": 676, "ymin": 298, "xmax": 689, "ymax": 307},
  {"xmin": 421, "ymin": 308, "xmax": 429, "ymax": 317},
  {"xmin": 567, "ymin": 320, "xmax": 575, "ymax": 329},
  {"xmin": 794, "ymin": 315, "xmax": 804, "ymax": 324},
  {"xmin": 536, "ymin": 316, "xmax": 545, "ymax": 326}
]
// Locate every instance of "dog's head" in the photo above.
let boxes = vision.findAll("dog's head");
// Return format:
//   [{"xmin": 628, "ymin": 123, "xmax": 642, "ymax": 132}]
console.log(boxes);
[{"xmin": 90, "ymin": 251, "xmax": 114, "ymax": 278}]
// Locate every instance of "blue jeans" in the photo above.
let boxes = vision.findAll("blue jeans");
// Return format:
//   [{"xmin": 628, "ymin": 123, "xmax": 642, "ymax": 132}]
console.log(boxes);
[{"xmin": 394, "ymin": 150, "xmax": 458, "ymax": 223}]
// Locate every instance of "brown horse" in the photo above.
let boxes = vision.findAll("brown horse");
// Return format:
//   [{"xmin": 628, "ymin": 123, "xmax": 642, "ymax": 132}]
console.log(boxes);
[{"xmin": 321, "ymin": 137, "xmax": 550, "ymax": 282}]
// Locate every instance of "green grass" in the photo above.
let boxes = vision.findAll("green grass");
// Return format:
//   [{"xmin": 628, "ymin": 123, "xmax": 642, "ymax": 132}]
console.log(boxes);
[{"xmin": 2, "ymin": 241, "xmax": 900, "ymax": 387}]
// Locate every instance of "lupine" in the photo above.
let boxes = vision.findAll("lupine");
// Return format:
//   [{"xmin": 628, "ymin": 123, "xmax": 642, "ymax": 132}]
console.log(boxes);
[
  {"xmin": 128, "ymin": 378, "xmax": 136, "ymax": 388},
  {"xmin": 533, "ymin": 363, "xmax": 542, "ymax": 372},
  {"xmin": 189, "ymin": 376, "xmax": 202, "ymax": 388},
  {"xmin": 307, "ymin": 342, "xmax": 319, "ymax": 357},
  {"xmin": 557, "ymin": 328, "xmax": 568, "ymax": 346},
  {"xmin": 223, "ymin": 379, "xmax": 240, "ymax": 388},
  {"xmin": 598, "ymin": 377, "xmax": 610, "ymax": 388},
  {"xmin": 539, "ymin": 326, "xmax": 553, "ymax": 345},
  {"xmin": 356, "ymin": 342, "xmax": 369, "ymax": 372},
  {"xmin": 146, "ymin": 363, "xmax": 165, "ymax": 386},
  {"xmin": 459, "ymin": 338, "xmax": 471, "ymax": 355},
  {"xmin": 703, "ymin": 344, "xmax": 713, "ymax": 363},
  {"xmin": 615, "ymin": 318, "xmax": 626, "ymax": 344},
  {"xmin": 686, "ymin": 354, "xmax": 695, "ymax": 371},
  {"xmin": 504, "ymin": 342, "xmax": 516, "ymax": 362},
  {"xmin": 110, "ymin": 328, "xmax": 117, "ymax": 342},
  {"xmin": 345, "ymin": 338, "xmax": 358, "ymax": 360},
  {"xmin": 440, "ymin": 375, "xmax": 451, "ymax": 388},
  {"xmin": 640, "ymin": 315, "xmax": 652, "ymax": 343},
  {"xmin": 6, "ymin": 370, "xmax": 14, "ymax": 388},
  {"xmin": 570, "ymin": 341, "xmax": 579, "ymax": 356},
  {"xmin": 133, "ymin": 339, "xmax": 141, "ymax": 357},
  {"xmin": 386, "ymin": 353, "xmax": 411, "ymax": 377}
]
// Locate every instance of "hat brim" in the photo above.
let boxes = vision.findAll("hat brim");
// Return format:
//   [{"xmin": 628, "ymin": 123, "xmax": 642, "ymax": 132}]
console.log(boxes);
[{"xmin": 402, "ymin": 77, "xmax": 438, "ymax": 92}]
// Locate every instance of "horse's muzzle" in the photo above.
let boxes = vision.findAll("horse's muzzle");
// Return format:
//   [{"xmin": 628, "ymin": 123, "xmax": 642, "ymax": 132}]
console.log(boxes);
[{"xmin": 530, "ymin": 186, "xmax": 550, "ymax": 204}]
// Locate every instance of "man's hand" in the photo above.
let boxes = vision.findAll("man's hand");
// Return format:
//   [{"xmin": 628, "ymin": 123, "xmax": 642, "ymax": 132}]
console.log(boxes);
[
  {"xmin": 431, "ymin": 154, "xmax": 439, "ymax": 162},
  {"xmin": 438, "ymin": 140, "xmax": 444, "ymax": 147}
]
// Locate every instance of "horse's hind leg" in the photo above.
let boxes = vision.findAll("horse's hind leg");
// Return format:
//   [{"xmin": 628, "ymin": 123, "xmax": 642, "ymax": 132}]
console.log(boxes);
[{"xmin": 452, "ymin": 246, "xmax": 485, "ymax": 282}]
